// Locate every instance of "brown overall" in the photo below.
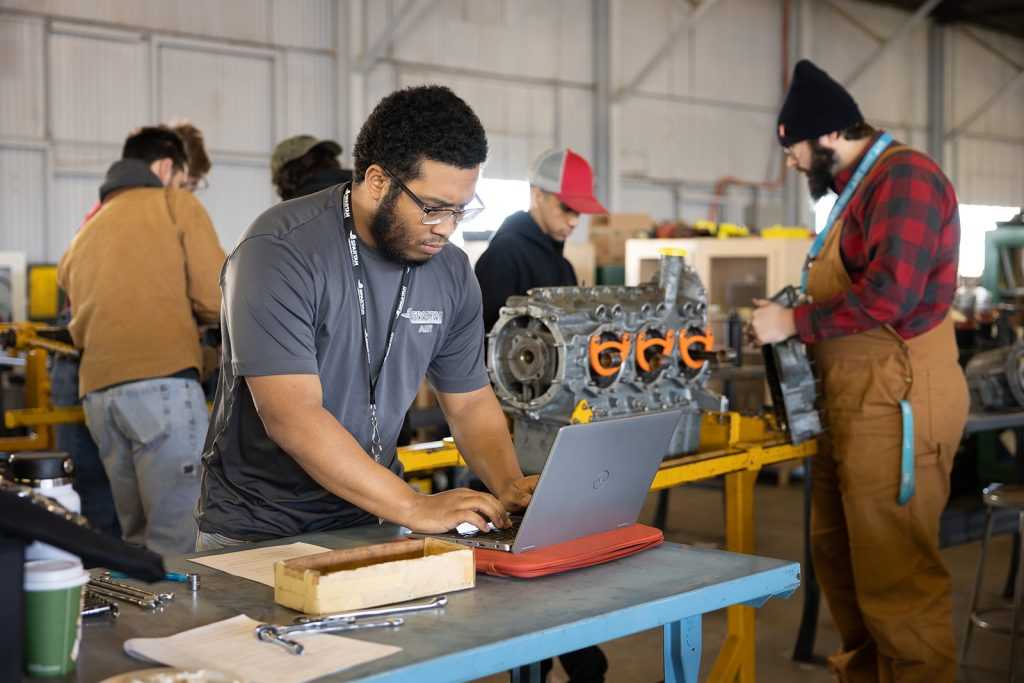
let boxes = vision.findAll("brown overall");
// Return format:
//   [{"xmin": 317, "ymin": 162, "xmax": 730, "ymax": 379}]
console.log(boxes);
[{"xmin": 807, "ymin": 146, "xmax": 969, "ymax": 683}]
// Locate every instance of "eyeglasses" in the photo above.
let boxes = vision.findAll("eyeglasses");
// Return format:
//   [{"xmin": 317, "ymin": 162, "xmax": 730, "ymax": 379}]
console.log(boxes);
[{"xmin": 382, "ymin": 168, "xmax": 485, "ymax": 226}]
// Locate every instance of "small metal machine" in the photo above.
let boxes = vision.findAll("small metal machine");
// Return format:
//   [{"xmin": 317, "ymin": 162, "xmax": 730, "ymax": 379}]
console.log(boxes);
[{"xmin": 965, "ymin": 341, "xmax": 1024, "ymax": 411}]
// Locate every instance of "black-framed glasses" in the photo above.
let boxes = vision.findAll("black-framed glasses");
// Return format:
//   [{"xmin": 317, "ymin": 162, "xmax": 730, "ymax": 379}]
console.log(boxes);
[{"xmin": 383, "ymin": 168, "xmax": 485, "ymax": 226}]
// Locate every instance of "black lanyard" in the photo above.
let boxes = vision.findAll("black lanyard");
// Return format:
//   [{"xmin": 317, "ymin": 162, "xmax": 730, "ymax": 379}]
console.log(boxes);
[{"xmin": 341, "ymin": 185, "xmax": 412, "ymax": 463}]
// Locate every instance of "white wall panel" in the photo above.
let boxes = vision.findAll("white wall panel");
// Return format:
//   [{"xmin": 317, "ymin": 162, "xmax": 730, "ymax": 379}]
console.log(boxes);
[
  {"xmin": 693, "ymin": 0, "xmax": 783, "ymax": 108},
  {"xmin": 283, "ymin": 51, "xmax": 337, "ymax": 140},
  {"xmin": 201, "ymin": 163, "xmax": 275, "ymax": 253},
  {"xmin": 949, "ymin": 26, "xmax": 1024, "ymax": 139},
  {"xmin": 955, "ymin": 138, "xmax": 1024, "ymax": 207},
  {"xmin": 810, "ymin": 1, "xmax": 928, "ymax": 127},
  {"xmin": 620, "ymin": 97, "xmax": 774, "ymax": 183},
  {"xmin": 389, "ymin": 0, "xmax": 592, "ymax": 84},
  {"xmin": 1, "ymin": 0, "xmax": 270, "ymax": 45},
  {"xmin": 270, "ymin": 0, "xmax": 334, "ymax": 51},
  {"xmin": 0, "ymin": 16, "xmax": 45, "ymax": 140},
  {"xmin": 0, "ymin": 148, "xmax": 46, "ymax": 260},
  {"xmin": 49, "ymin": 31, "xmax": 148, "ymax": 144},
  {"xmin": 158, "ymin": 45, "xmax": 274, "ymax": 155},
  {"xmin": 616, "ymin": 0, "xmax": 676, "ymax": 94},
  {"xmin": 619, "ymin": 181, "xmax": 675, "ymax": 221},
  {"xmin": 50, "ymin": 173, "xmax": 100, "ymax": 260},
  {"xmin": 558, "ymin": 88, "xmax": 594, "ymax": 162}
]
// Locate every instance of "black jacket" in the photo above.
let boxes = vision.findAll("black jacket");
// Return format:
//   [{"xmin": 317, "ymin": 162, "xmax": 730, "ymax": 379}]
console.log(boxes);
[
  {"xmin": 98, "ymin": 159, "xmax": 163, "ymax": 202},
  {"xmin": 294, "ymin": 167, "xmax": 353, "ymax": 199},
  {"xmin": 475, "ymin": 211, "xmax": 576, "ymax": 332}
]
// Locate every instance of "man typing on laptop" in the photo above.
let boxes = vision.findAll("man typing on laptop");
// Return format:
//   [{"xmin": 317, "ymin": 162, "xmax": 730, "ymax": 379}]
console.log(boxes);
[{"xmin": 194, "ymin": 86, "xmax": 538, "ymax": 550}]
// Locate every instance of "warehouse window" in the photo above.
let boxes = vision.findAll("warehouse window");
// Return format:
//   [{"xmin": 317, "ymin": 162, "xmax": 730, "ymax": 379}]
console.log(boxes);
[
  {"xmin": 958, "ymin": 204, "xmax": 1020, "ymax": 278},
  {"xmin": 815, "ymin": 196, "xmax": 1019, "ymax": 279},
  {"xmin": 450, "ymin": 178, "xmax": 530, "ymax": 248},
  {"xmin": 813, "ymin": 194, "xmax": 838, "ymax": 234}
]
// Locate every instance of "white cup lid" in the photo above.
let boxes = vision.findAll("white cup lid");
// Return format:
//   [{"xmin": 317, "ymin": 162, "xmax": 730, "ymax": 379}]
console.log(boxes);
[{"xmin": 24, "ymin": 559, "xmax": 89, "ymax": 591}]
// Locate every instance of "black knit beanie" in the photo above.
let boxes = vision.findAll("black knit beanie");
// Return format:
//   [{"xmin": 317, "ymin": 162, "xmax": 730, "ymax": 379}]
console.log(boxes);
[{"xmin": 777, "ymin": 59, "xmax": 864, "ymax": 146}]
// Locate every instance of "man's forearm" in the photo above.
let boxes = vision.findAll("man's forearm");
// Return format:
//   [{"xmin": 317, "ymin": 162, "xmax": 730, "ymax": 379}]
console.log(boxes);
[
  {"xmin": 262, "ymin": 406, "xmax": 420, "ymax": 526},
  {"xmin": 446, "ymin": 390, "xmax": 523, "ymax": 495}
]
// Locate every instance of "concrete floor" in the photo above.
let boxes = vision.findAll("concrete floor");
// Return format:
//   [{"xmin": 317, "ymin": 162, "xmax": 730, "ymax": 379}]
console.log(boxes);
[{"xmin": 476, "ymin": 478, "xmax": 1016, "ymax": 682}]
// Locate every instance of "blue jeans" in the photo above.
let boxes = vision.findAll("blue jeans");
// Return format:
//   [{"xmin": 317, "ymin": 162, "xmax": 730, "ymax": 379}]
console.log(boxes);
[
  {"xmin": 83, "ymin": 377, "xmax": 208, "ymax": 555},
  {"xmin": 49, "ymin": 353, "xmax": 121, "ymax": 538}
]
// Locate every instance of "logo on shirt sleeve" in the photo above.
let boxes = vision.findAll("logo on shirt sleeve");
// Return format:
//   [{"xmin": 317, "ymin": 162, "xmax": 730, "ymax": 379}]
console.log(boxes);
[{"xmin": 402, "ymin": 308, "xmax": 443, "ymax": 333}]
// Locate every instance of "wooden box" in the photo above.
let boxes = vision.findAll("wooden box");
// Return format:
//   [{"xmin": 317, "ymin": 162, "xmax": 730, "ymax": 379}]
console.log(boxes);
[{"xmin": 274, "ymin": 538, "xmax": 475, "ymax": 615}]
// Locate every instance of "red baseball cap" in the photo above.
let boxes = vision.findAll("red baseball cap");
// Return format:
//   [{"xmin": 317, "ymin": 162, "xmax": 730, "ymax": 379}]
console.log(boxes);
[{"xmin": 529, "ymin": 148, "xmax": 607, "ymax": 215}]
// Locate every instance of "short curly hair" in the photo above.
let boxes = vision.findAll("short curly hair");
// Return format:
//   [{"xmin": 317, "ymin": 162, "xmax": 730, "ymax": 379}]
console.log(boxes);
[{"xmin": 353, "ymin": 85, "xmax": 487, "ymax": 183}]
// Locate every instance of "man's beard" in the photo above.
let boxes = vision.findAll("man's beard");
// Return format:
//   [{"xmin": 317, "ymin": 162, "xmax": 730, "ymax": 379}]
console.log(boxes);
[
  {"xmin": 368, "ymin": 188, "xmax": 428, "ymax": 266},
  {"xmin": 806, "ymin": 141, "xmax": 837, "ymax": 200}
]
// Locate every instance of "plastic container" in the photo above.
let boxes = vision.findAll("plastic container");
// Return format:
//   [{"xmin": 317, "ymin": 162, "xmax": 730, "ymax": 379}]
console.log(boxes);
[{"xmin": 9, "ymin": 452, "xmax": 81, "ymax": 562}]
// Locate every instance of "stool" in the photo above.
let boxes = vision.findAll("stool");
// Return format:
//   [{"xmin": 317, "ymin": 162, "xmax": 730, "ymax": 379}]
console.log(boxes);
[{"xmin": 961, "ymin": 483, "xmax": 1024, "ymax": 680}]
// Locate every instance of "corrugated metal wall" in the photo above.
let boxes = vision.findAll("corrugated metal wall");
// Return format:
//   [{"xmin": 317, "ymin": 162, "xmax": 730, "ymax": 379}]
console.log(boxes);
[
  {"xmin": 0, "ymin": 0, "xmax": 339, "ymax": 262},
  {"xmin": 2, "ymin": 0, "xmax": 1023, "ymax": 264}
]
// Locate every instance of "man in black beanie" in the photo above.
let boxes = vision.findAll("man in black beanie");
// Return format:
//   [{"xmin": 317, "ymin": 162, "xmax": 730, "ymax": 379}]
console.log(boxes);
[{"xmin": 752, "ymin": 59, "xmax": 967, "ymax": 682}]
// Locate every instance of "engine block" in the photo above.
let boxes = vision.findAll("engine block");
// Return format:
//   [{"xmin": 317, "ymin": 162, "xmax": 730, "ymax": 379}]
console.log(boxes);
[{"xmin": 487, "ymin": 253, "xmax": 727, "ymax": 473}]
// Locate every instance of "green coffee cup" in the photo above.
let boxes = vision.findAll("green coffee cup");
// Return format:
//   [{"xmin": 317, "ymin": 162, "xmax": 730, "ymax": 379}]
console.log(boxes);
[{"xmin": 23, "ymin": 559, "xmax": 89, "ymax": 678}]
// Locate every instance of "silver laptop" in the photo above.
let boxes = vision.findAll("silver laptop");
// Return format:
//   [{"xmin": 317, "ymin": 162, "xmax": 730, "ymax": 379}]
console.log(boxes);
[{"xmin": 414, "ymin": 410, "xmax": 682, "ymax": 554}]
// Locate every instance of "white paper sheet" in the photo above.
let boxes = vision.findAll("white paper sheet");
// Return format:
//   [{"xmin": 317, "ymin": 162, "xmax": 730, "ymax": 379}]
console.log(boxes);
[
  {"xmin": 188, "ymin": 543, "xmax": 329, "ymax": 586},
  {"xmin": 124, "ymin": 615, "xmax": 401, "ymax": 683}
]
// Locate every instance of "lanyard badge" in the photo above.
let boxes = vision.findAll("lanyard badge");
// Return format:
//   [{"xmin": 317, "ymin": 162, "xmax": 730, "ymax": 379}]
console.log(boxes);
[{"xmin": 341, "ymin": 185, "xmax": 412, "ymax": 464}]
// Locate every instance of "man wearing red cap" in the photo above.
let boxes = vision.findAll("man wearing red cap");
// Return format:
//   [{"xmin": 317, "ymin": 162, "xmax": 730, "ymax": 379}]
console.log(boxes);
[
  {"xmin": 475, "ymin": 147, "xmax": 607, "ymax": 332},
  {"xmin": 752, "ymin": 59, "xmax": 967, "ymax": 681},
  {"xmin": 475, "ymin": 148, "xmax": 608, "ymax": 681}
]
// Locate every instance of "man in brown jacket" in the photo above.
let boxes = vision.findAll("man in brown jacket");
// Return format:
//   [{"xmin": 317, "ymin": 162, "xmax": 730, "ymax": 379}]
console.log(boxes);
[{"xmin": 58, "ymin": 127, "xmax": 226, "ymax": 554}]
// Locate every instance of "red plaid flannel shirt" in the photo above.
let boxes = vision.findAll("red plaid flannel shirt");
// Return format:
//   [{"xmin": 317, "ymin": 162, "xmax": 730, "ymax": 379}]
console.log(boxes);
[{"xmin": 794, "ymin": 135, "xmax": 960, "ymax": 343}]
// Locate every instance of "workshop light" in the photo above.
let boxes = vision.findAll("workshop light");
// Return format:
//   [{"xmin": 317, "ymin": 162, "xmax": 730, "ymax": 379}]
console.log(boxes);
[
  {"xmin": 449, "ymin": 177, "xmax": 530, "ymax": 248},
  {"xmin": 958, "ymin": 204, "xmax": 1020, "ymax": 278}
]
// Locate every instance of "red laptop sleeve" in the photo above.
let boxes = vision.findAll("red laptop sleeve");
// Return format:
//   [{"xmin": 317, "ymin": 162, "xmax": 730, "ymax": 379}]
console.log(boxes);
[{"xmin": 474, "ymin": 524, "xmax": 664, "ymax": 578}]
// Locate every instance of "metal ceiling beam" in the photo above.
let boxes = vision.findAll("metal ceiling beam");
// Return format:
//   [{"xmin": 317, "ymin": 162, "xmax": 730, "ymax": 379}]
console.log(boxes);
[
  {"xmin": 946, "ymin": 66, "xmax": 1024, "ymax": 140},
  {"xmin": 958, "ymin": 26, "xmax": 1024, "ymax": 71},
  {"xmin": 355, "ymin": 0, "xmax": 439, "ymax": 73},
  {"xmin": 843, "ymin": 0, "xmax": 943, "ymax": 88},
  {"xmin": 823, "ymin": 0, "xmax": 885, "ymax": 43},
  {"xmin": 613, "ymin": 0, "xmax": 724, "ymax": 101}
]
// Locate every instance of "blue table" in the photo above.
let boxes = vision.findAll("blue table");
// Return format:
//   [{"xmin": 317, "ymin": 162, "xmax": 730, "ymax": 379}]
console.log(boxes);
[{"xmin": 77, "ymin": 526, "xmax": 800, "ymax": 682}]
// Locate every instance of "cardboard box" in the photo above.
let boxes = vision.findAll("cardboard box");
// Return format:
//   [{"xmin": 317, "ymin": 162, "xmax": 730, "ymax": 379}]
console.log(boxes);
[
  {"xmin": 274, "ymin": 538, "xmax": 474, "ymax": 614},
  {"xmin": 589, "ymin": 213, "xmax": 654, "ymax": 266}
]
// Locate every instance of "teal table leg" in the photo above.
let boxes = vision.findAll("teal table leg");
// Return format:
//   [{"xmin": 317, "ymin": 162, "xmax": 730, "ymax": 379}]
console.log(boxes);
[{"xmin": 664, "ymin": 615, "xmax": 702, "ymax": 683}]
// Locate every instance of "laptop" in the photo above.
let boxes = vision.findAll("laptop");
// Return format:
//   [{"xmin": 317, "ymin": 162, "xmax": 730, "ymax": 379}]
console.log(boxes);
[{"xmin": 413, "ymin": 410, "xmax": 682, "ymax": 554}]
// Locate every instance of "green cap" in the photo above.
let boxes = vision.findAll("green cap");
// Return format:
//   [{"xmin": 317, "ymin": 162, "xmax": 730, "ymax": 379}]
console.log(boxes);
[{"xmin": 271, "ymin": 135, "xmax": 342, "ymax": 177}]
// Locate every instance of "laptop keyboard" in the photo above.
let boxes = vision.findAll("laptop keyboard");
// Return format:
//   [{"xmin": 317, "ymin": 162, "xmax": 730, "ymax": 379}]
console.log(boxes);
[{"xmin": 483, "ymin": 523, "xmax": 519, "ymax": 542}]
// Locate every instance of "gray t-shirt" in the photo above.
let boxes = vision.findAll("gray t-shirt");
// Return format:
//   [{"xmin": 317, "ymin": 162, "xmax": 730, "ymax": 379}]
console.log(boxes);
[{"xmin": 196, "ymin": 184, "xmax": 488, "ymax": 540}]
